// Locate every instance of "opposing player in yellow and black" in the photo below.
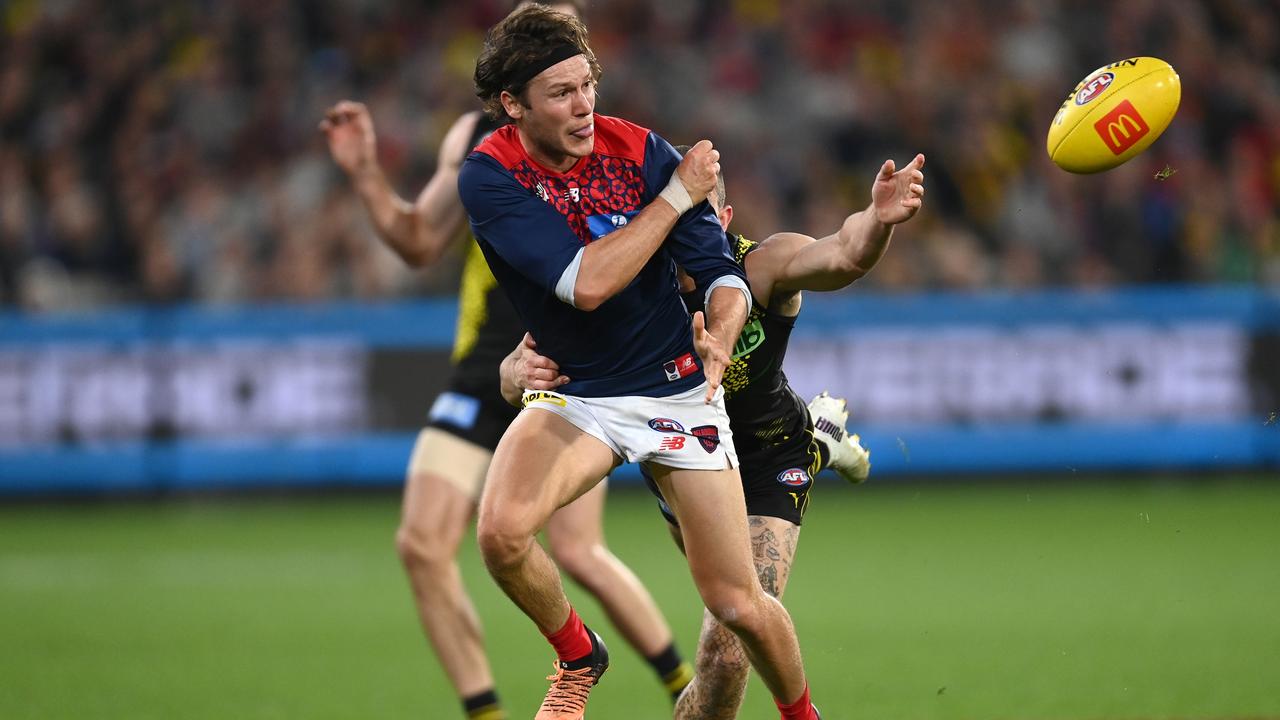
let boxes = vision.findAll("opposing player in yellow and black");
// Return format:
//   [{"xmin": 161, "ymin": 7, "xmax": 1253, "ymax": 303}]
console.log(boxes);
[
  {"xmin": 318, "ymin": 6, "xmax": 694, "ymax": 719},
  {"xmin": 502, "ymin": 147, "xmax": 926, "ymax": 720}
]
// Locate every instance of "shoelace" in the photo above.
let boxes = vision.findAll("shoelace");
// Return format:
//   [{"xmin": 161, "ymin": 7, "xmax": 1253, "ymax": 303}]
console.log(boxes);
[{"xmin": 538, "ymin": 662, "xmax": 597, "ymax": 711}]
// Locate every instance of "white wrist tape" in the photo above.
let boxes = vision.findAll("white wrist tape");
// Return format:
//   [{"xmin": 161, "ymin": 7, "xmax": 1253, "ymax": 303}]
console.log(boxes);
[{"xmin": 658, "ymin": 171, "xmax": 695, "ymax": 215}]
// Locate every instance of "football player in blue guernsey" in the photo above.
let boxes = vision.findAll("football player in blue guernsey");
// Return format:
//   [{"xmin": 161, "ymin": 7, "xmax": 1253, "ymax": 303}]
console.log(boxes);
[
  {"xmin": 457, "ymin": 6, "xmax": 824, "ymax": 720},
  {"xmin": 502, "ymin": 148, "xmax": 926, "ymax": 720},
  {"xmin": 320, "ymin": 3, "xmax": 694, "ymax": 719}
]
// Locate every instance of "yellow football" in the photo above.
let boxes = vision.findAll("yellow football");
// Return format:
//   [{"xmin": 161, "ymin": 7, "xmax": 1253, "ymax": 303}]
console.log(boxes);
[{"xmin": 1047, "ymin": 57, "xmax": 1181, "ymax": 174}]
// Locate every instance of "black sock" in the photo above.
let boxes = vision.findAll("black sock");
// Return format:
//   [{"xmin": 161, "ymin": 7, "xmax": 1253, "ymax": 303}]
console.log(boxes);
[
  {"xmin": 814, "ymin": 437, "xmax": 832, "ymax": 470},
  {"xmin": 462, "ymin": 689, "xmax": 505, "ymax": 720},
  {"xmin": 647, "ymin": 642, "xmax": 693, "ymax": 699}
]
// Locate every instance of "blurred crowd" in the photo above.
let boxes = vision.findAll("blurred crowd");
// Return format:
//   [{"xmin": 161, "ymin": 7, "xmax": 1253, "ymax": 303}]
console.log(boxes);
[{"xmin": 2, "ymin": 0, "xmax": 1278, "ymax": 311}]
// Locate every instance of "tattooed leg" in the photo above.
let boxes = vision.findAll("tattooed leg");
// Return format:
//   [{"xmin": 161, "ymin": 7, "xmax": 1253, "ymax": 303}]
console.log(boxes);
[{"xmin": 675, "ymin": 516, "xmax": 802, "ymax": 720}]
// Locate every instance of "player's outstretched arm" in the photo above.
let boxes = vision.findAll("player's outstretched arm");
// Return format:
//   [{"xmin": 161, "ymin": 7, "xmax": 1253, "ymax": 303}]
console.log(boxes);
[
  {"xmin": 746, "ymin": 154, "xmax": 925, "ymax": 305},
  {"xmin": 320, "ymin": 102, "xmax": 475, "ymax": 268},
  {"xmin": 498, "ymin": 333, "xmax": 570, "ymax": 407},
  {"xmin": 571, "ymin": 140, "xmax": 721, "ymax": 310},
  {"xmin": 695, "ymin": 285, "xmax": 749, "ymax": 402}
]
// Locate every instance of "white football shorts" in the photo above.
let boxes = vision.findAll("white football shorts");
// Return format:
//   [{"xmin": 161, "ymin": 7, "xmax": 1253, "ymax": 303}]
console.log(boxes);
[{"xmin": 520, "ymin": 382, "xmax": 738, "ymax": 471}]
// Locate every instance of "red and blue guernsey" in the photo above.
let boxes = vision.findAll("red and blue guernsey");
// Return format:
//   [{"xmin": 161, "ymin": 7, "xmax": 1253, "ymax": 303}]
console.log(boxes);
[{"xmin": 458, "ymin": 113, "xmax": 747, "ymax": 399}]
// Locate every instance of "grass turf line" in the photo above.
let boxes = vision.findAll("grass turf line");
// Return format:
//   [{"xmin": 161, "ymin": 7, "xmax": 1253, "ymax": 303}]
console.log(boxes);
[{"xmin": 1, "ymin": 477, "xmax": 1277, "ymax": 719}]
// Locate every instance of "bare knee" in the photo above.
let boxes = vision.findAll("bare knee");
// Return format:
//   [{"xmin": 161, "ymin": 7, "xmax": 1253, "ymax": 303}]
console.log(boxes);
[
  {"xmin": 548, "ymin": 534, "xmax": 604, "ymax": 587},
  {"xmin": 395, "ymin": 515, "xmax": 458, "ymax": 575},
  {"xmin": 396, "ymin": 468, "xmax": 475, "ymax": 574},
  {"xmin": 476, "ymin": 515, "xmax": 537, "ymax": 574},
  {"xmin": 702, "ymin": 585, "xmax": 767, "ymax": 637}
]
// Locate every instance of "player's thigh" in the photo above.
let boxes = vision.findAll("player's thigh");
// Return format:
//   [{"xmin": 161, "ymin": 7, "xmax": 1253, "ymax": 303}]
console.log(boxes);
[
  {"xmin": 545, "ymin": 478, "xmax": 608, "ymax": 550},
  {"xmin": 479, "ymin": 408, "xmax": 619, "ymax": 538},
  {"xmin": 746, "ymin": 514, "xmax": 801, "ymax": 600},
  {"xmin": 400, "ymin": 427, "xmax": 490, "ymax": 547},
  {"xmin": 735, "ymin": 438, "xmax": 814, "ymax": 596},
  {"xmin": 638, "ymin": 465, "xmax": 690, "ymax": 554},
  {"xmin": 646, "ymin": 464, "xmax": 757, "ymax": 596}
]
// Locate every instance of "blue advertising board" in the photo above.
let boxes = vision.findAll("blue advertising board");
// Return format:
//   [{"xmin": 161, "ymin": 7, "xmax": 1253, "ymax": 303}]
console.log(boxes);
[{"xmin": 1, "ymin": 287, "xmax": 1276, "ymax": 493}]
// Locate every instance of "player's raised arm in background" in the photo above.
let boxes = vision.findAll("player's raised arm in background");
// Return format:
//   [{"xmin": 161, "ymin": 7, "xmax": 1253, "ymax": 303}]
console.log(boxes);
[
  {"xmin": 320, "ymin": 101, "xmax": 477, "ymax": 267},
  {"xmin": 745, "ymin": 153, "xmax": 926, "ymax": 307}
]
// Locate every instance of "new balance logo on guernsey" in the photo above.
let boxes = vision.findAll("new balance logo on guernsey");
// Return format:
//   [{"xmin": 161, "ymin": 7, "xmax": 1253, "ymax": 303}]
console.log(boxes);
[
  {"xmin": 663, "ymin": 353, "xmax": 698, "ymax": 382},
  {"xmin": 814, "ymin": 417, "xmax": 845, "ymax": 442},
  {"xmin": 659, "ymin": 436, "xmax": 686, "ymax": 451}
]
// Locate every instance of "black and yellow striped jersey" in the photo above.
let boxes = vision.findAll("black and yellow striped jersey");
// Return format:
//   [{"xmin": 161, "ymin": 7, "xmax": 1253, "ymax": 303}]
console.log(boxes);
[
  {"xmin": 447, "ymin": 114, "xmax": 526, "ymax": 394},
  {"xmin": 684, "ymin": 234, "xmax": 809, "ymax": 458}
]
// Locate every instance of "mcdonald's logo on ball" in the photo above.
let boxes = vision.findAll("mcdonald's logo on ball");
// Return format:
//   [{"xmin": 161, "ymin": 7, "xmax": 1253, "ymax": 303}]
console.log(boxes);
[{"xmin": 1094, "ymin": 100, "xmax": 1151, "ymax": 155}]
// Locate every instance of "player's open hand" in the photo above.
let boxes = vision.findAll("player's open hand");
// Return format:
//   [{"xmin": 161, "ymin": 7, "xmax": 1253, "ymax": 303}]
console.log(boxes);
[
  {"xmin": 691, "ymin": 311, "xmax": 730, "ymax": 403},
  {"xmin": 512, "ymin": 333, "xmax": 569, "ymax": 391},
  {"xmin": 319, "ymin": 101, "xmax": 378, "ymax": 176},
  {"xmin": 675, "ymin": 139, "xmax": 721, "ymax": 204},
  {"xmin": 871, "ymin": 153, "xmax": 925, "ymax": 226}
]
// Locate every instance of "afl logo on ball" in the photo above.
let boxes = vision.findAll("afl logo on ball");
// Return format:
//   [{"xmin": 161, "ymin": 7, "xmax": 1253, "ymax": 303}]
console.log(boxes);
[
  {"xmin": 1075, "ymin": 72, "xmax": 1114, "ymax": 105},
  {"xmin": 777, "ymin": 468, "xmax": 810, "ymax": 487}
]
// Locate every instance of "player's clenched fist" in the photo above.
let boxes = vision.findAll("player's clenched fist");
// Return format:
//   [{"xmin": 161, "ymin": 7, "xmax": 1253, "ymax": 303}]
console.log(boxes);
[
  {"xmin": 676, "ymin": 139, "xmax": 720, "ymax": 202},
  {"xmin": 659, "ymin": 139, "xmax": 720, "ymax": 215},
  {"xmin": 319, "ymin": 101, "xmax": 378, "ymax": 177}
]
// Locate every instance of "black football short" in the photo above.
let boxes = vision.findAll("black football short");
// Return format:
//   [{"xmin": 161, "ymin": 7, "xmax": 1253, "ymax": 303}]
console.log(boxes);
[
  {"xmin": 642, "ymin": 424, "xmax": 824, "ymax": 527},
  {"xmin": 425, "ymin": 381, "xmax": 519, "ymax": 453}
]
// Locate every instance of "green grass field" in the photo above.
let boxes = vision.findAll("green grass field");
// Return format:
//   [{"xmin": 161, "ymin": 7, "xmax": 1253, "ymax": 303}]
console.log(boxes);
[{"xmin": 2, "ymin": 477, "xmax": 1278, "ymax": 720}]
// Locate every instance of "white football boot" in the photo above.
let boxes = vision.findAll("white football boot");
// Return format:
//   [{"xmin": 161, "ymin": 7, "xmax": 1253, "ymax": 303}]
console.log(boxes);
[{"xmin": 807, "ymin": 391, "xmax": 871, "ymax": 483}]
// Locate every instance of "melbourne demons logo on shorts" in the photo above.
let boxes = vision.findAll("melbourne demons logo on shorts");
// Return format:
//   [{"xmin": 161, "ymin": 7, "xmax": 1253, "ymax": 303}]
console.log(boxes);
[
  {"xmin": 777, "ymin": 468, "xmax": 811, "ymax": 487},
  {"xmin": 690, "ymin": 425, "xmax": 720, "ymax": 453}
]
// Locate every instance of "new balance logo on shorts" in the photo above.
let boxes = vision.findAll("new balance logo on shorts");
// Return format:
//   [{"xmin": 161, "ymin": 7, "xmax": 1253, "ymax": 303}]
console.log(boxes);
[
  {"xmin": 659, "ymin": 436, "xmax": 686, "ymax": 451},
  {"xmin": 663, "ymin": 353, "xmax": 698, "ymax": 382},
  {"xmin": 814, "ymin": 417, "xmax": 845, "ymax": 442}
]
